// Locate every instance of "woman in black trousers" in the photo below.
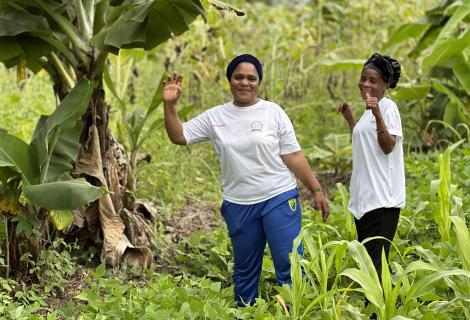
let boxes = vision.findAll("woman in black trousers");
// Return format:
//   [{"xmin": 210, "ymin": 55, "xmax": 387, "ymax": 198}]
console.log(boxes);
[{"xmin": 337, "ymin": 53, "xmax": 405, "ymax": 276}]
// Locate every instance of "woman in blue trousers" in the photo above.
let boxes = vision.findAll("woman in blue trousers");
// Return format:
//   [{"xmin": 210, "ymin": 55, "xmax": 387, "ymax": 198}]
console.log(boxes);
[{"xmin": 162, "ymin": 54, "xmax": 329, "ymax": 306}]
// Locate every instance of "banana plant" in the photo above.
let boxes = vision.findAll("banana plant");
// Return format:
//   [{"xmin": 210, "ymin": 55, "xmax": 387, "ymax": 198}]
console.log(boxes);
[
  {"xmin": 385, "ymin": 0, "xmax": 470, "ymax": 144},
  {"xmin": 0, "ymin": 0, "xmax": 243, "ymax": 267},
  {"xmin": 0, "ymin": 79, "xmax": 103, "ymax": 220},
  {"xmin": 0, "ymin": 79, "xmax": 104, "ymax": 274}
]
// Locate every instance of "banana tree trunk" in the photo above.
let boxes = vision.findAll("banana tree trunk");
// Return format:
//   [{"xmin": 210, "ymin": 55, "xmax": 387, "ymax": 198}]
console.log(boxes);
[{"xmin": 59, "ymin": 77, "xmax": 153, "ymax": 268}]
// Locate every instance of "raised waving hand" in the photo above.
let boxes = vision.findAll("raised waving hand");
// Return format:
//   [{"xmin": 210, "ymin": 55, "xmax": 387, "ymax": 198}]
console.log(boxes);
[{"xmin": 163, "ymin": 73, "xmax": 183, "ymax": 106}]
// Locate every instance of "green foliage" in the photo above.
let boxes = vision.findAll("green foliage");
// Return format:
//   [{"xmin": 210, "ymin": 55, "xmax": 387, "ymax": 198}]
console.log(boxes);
[
  {"xmin": 11, "ymin": 214, "xmax": 37, "ymax": 238},
  {"xmin": 1, "ymin": 108, "xmax": 469, "ymax": 320},
  {"xmin": 0, "ymin": 239, "xmax": 78, "ymax": 319},
  {"xmin": 334, "ymin": 183, "xmax": 356, "ymax": 241},
  {"xmin": 92, "ymin": 0, "xmax": 209, "ymax": 52},
  {"xmin": 2, "ymin": 0, "xmax": 470, "ymax": 319},
  {"xmin": 306, "ymin": 133, "xmax": 352, "ymax": 178},
  {"xmin": 27, "ymin": 239, "xmax": 77, "ymax": 296},
  {"xmin": 175, "ymin": 228, "xmax": 232, "ymax": 284},
  {"xmin": 104, "ymin": 53, "xmax": 169, "ymax": 197},
  {"xmin": 450, "ymin": 217, "xmax": 470, "ymax": 271},
  {"xmin": 66, "ymin": 269, "xmax": 238, "ymax": 319},
  {"xmin": 48, "ymin": 210, "xmax": 73, "ymax": 231},
  {"xmin": 0, "ymin": 0, "xmax": 210, "ymax": 68},
  {"xmin": 386, "ymin": 0, "xmax": 470, "ymax": 146},
  {"xmin": 430, "ymin": 140, "xmax": 464, "ymax": 241},
  {"xmin": 0, "ymin": 79, "xmax": 103, "ymax": 225}
]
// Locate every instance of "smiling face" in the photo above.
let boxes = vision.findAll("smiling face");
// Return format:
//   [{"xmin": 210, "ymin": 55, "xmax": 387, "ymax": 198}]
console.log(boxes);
[
  {"xmin": 230, "ymin": 62, "xmax": 260, "ymax": 107},
  {"xmin": 358, "ymin": 68, "xmax": 389, "ymax": 101}
]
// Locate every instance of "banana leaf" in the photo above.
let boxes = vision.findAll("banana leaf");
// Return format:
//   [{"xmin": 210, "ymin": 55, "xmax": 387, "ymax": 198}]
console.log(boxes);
[
  {"xmin": 29, "ymin": 78, "xmax": 93, "ymax": 184},
  {"xmin": 23, "ymin": 178, "xmax": 105, "ymax": 210}
]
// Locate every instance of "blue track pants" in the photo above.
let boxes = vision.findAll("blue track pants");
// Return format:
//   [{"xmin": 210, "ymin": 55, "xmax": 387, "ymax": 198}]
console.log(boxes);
[{"xmin": 220, "ymin": 188, "xmax": 303, "ymax": 306}]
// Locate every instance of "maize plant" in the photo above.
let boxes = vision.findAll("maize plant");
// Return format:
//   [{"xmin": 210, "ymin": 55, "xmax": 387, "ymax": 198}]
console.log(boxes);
[{"xmin": 430, "ymin": 140, "xmax": 464, "ymax": 241}]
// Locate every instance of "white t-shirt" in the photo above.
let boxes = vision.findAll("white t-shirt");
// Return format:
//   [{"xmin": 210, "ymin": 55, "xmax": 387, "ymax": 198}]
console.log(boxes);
[
  {"xmin": 349, "ymin": 97, "xmax": 405, "ymax": 219},
  {"xmin": 183, "ymin": 99, "xmax": 300, "ymax": 205}
]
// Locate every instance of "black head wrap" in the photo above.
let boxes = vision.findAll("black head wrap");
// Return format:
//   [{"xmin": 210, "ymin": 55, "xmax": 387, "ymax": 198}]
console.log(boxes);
[
  {"xmin": 226, "ymin": 54, "xmax": 263, "ymax": 82},
  {"xmin": 363, "ymin": 53, "xmax": 401, "ymax": 88}
]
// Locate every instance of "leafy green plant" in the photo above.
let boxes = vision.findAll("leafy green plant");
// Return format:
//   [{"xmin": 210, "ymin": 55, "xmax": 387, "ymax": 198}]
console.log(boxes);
[
  {"xmin": 0, "ymin": 79, "xmax": 102, "ymax": 214},
  {"xmin": 104, "ymin": 58, "xmax": 166, "ymax": 199},
  {"xmin": 175, "ymin": 228, "xmax": 232, "ymax": 284},
  {"xmin": 430, "ymin": 140, "xmax": 464, "ymax": 241},
  {"xmin": 0, "ymin": 240, "xmax": 78, "ymax": 319},
  {"xmin": 385, "ymin": 0, "xmax": 470, "ymax": 145},
  {"xmin": 2, "ymin": 1, "xmax": 470, "ymax": 319},
  {"xmin": 450, "ymin": 216, "xmax": 470, "ymax": 272},
  {"xmin": 28, "ymin": 239, "xmax": 77, "ymax": 296},
  {"xmin": 0, "ymin": 79, "xmax": 104, "ymax": 273},
  {"xmin": 334, "ymin": 183, "xmax": 355, "ymax": 241},
  {"xmin": 306, "ymin": 133, "xmax": 352, "ymax": 178},
  {"xmin": 0, "ymin": 272, "xmax": 16, "ymax": 313}
]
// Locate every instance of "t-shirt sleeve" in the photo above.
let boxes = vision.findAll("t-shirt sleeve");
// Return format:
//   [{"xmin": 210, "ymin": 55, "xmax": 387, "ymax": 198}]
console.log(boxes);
[
  {"xmin": 383, "ymin": 101, "xmax": 403, "ymax": 138},
  {"xmin": 278, "ymin": 107, "xmax": 301, "ymax": 155},
  {"xmin": 183, "ymin": 110, "xmax": 212, "ymax": 144}
]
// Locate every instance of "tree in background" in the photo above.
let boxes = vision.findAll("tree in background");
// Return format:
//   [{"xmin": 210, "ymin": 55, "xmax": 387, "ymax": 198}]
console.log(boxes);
[
  {"xmin": 385, "ymin": 0, "xmax": 470, "ymax": 147},
  {"xmin": 0, "ymin": 0, "xmax": 242, "ymax": 270}
]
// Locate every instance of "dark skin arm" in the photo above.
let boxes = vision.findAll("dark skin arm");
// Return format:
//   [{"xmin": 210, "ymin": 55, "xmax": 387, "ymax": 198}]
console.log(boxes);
[
  {"xmin": 162, "ymin": 73, "xmax": 186, "ymax": 145},
  {"xmin": 337, "ymin": 93, "xmax": 396, "ymax": 154},
  {"xmin": 365, "ymin": 92, "xmax": 396, "ymax": 154},
  {"xmin": 336, "ymin": 102, "xmax": 356, "ymax": 134}
]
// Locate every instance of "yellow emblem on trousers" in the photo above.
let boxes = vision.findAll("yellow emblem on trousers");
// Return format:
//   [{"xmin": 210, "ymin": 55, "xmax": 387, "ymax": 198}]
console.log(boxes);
[{"xmin": 288, "ymin": 198, "xmax": 296, "ymax": 211}]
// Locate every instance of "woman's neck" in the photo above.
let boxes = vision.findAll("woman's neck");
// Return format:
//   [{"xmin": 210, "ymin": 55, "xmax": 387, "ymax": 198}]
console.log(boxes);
[{"xmin": 233, "ymin": 98, "xmax": 260, "ymax": 107}]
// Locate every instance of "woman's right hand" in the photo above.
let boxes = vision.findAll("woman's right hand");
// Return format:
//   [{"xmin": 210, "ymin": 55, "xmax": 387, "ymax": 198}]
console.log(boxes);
[
  {"xmin": 314, "ymin": 191, "xmax": 329, "ymax": 222},
  {"xmin": 336, "ymin": 102, "xmax": 353, "ymax": 121},
  {"xmin": 163, "ymin": 73, "xmax": 183, "ymax": 106}
]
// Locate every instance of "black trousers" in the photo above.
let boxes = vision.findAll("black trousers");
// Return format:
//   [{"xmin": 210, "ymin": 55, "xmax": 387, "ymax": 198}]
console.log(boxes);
[{"xmin": 354, "ymin": 207, "xmax": 400, "ymax": 277}]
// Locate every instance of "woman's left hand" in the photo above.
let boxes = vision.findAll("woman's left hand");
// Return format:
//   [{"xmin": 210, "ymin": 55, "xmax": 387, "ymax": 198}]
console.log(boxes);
[{"xmin": 314, "ymin": 191, "xmax": 329, "ymax": 222}]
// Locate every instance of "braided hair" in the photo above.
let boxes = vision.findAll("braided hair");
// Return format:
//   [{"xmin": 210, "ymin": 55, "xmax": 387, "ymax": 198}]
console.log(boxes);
[{"xmin": 363, "ymin": 53, "xmax": 401, "ymax": 88}]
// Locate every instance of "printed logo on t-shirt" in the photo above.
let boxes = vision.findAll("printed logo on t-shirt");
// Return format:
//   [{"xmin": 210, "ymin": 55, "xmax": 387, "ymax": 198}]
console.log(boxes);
[
  {"xmin": 288, "ymin": 198, "xmax": 296, "ymax": 211},
  {"xmin": 250, "ymin": 121, "xmax": 263, "ymax": 132}
]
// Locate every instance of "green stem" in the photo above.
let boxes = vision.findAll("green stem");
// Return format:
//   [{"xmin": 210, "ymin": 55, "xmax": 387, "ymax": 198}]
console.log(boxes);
[
  {"xmin": 4, "ymin": 216, "xmax": 9, "ymax": 278},
  {"xmin": 74, "ymin": 0, "xmax": 93, "ymax": 39},
  {"xmin": 92, "ymin": 51, "xmax": 109, "ymax": 82},
  {"xmin": 425, "ymin": 120, "xmax": 463, "ymax": 141},
  {"xmin": 36, "ymin": 33, "xmax": 80, "ymax": 67},
  {"xmin": 39, "ymin": 128, "xmax": 61, "ymax": 184},
  {"xmin": 85, "ymin": 0, "xmax": 96, "ymax": 27},
  {"xmin": 317, "ymin": 0, "xmax": 323, "ymax": 48},
  {"xmin": 117, "ymin": 54, "xmax": 121, "ymax": 96},
  {"xmin": 49, "ymin": 52, "xmax": 75, "ymax": 90},
  {"xmin": 34, "ymin": 0, "xmax": 90, "ymax": 55}
]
